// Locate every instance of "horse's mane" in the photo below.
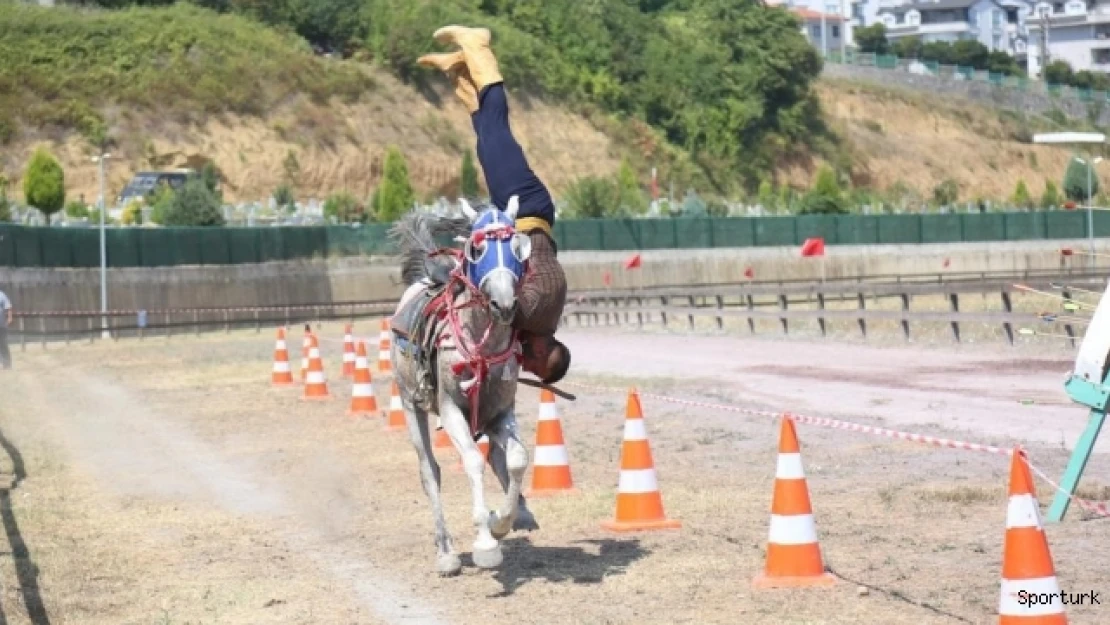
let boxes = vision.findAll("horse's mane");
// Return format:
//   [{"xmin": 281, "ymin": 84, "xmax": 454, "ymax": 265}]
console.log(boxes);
[{"xmin": 389, "ymin": 210, "xmax": 472, "ymax": 286}]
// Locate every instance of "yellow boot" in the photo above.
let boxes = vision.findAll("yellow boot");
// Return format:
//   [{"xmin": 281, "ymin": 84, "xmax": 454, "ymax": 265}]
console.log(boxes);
[
  {"xmin": 432, "ymin": 25, "xmax": 504, "ymax": 90},
  {"xmin": 417, "ymin": 51, "xmax": 479, "ymax": 114}
]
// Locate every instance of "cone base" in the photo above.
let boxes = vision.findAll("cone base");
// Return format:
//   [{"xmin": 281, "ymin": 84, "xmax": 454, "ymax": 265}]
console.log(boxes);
[
  {"xmin": 601, "ymin": 518, "xmax": 682, "ymax": 533},
  {"xmin": 751, "ymin": 572, "xmax": 836, "ymax": 589},
  {"xmin": 301, "ymin": 393, "xmax": 332, "ymax": 401},
  {"xmin": 272, "ymin": 379, "xmax": 294, "ymax": 387},
  {"xmin": 525, "ymin": 487, "xmax": 579, "ymax": 498},
  {"xmin": 347, "ymin": 409, "xmax": 376, "ymax": 417}
]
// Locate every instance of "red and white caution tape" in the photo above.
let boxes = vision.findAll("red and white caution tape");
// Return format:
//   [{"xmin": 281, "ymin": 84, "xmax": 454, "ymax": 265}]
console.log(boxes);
[{"xmin": 565, "ymin": 379, "xmax": 1110, "ymax": 518}]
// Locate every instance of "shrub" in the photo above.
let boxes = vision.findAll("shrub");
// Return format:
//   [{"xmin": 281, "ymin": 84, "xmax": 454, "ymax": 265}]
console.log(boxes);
[
  {"xmin": 375, "ymin": 146, "xmax": 415, "ymax": 222},
  {"xmin": 1063, "ymin": 156, "xmax": 1099, "ymax": 202},
  {"xmin": 460, "ymin": 150, "xmax": 480, "ymax": 199},
  {"xmin": 23, "ymin": 147, "xmax": 65, "ymax": 224},
  {"xmin": 563, "ymin": 176, "xmax": 619, "ymax": 218},
  {"xmin": 64, "ymin": 199, "xmax": 90, "ymax": 220},
  {"xmin": 272, "ymin": 183, "xmax": 295, "ymax": 211},
  {"xmin": 933, "ymin": 179, "xmax": 959, "ymax": 206},
  {"xmin": 323, "ymin": 190, "xmax": 367, "ymax": 223},
  {"xmin": 1011, "ymin": 179, "xmax": 1032, "ymax": 209},
  {"xmin": 121, "ymin": 200, "xmax": 144, "ymax": 226},
  {"xmin": 1041, "ymin": 180, "xmax": 1060, "ymax": 209},
  {"xmin": 162, "ymin": 178, "xmax": 225, "ymax": 226}
]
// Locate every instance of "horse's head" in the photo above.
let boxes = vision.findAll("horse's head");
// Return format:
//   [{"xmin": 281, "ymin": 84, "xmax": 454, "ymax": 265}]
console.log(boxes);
[{"xmin": 458, "ymin": 196, "xmax": 531, "ymax": 325}]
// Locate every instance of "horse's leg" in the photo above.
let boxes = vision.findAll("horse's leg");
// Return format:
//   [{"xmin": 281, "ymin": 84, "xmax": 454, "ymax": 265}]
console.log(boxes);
[
  {"xmin": 486, "ymin": 408, "xmax": 530, "ymax": 540},
  {"xmin": 487, "ymin": 433, "xmax": 539, "ymax": 532},
  {"xmin": 439, "ymin": 398, "xmax": 501, "ymax": 568},
  {"xmin": 404, "ymin": 398, "xmax": 461, "ymax": 576}
]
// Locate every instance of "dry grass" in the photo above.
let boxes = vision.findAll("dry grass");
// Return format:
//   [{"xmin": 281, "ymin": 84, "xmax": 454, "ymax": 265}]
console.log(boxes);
[{"xmin": 0, "ymin": 325, "xmax": 1107, "ymax": 624}]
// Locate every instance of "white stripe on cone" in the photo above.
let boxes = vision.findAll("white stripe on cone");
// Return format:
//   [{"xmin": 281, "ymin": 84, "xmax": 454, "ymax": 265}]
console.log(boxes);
[
  {"xmin": 355, "ymin": 355, "xmax": 368, "ymax": 369},
  {"xmin": 776, "ymin": 453, "xmax": 806, "ymax": 480},
  {"xmin": 306, "ymin": 371, "xmax": 326, "ymax": 384},
  {"xmin": 390, "ymin": 394, "xmax": 402, "ymax": 410},
  {"xmin": 273, "ymin": 362, "xmax": 291, "ymax": 373},
  {"xmin": 538, "ymin": 402, "xmax": 559, "ymax": 420},
  {"xmin": 768, "ymin": 514, "xmax": 819, "ymax": 545},
  {"xmin": 1006, "ymin": 493, "xmax": 1042, "ymax": 529},
  {"xmin": 276, "ymin": 340, "xmax": 287, "ymax": 350},
  {"xmin": 534, "ymin": 445, "xmax": 570, "ymax": 466},
  {"xmin": 352, "ymin": 383, "xmax": 373, "ymax": 396},
  {"xmin": 623, "ymin": 418, "xmax": 647, "ymax": 441},
  {"xmin": 999, "ymin": 577, "xmax": 1065, "ymax": 616},
  {"xmin": 617, "ymin": 468, "xmax": 659, "ymax": 493}
]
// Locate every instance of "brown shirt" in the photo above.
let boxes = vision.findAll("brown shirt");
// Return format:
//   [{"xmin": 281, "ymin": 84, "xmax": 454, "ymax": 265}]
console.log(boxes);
[{"xmin": 514, "ymin": 230, "xmax": 566, "ymax": 337}]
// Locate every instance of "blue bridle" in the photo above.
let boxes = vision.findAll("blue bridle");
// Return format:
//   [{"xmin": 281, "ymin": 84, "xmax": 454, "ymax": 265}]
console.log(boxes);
[{"xmin": 461, "ymin": 200, "xmax": 531, "ymax": 290}]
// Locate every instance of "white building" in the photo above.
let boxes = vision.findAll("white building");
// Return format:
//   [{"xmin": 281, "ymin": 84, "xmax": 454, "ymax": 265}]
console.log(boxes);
[
  {"xmin": 1026, "ymin": 1, "xmax": 1110, "ymax": 75},
  {"xmin": 876, "ymin": 0, "xmax": 1033, "ymax": 59},
  {"xmin": 770, "ymin": 0, "xmax": 856, "ymax": 49}
]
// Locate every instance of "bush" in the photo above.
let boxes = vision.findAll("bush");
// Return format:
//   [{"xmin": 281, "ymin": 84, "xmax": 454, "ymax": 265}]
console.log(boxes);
[
  {"xmin": 1063, "ymin": 156, "xmax": 1099, "ymax": 202},
  {"xmin": 272, "ymin": 183, "xmax": 295, "ymax": 211},
  {"xmin": 933, "ymin": 179, "xmax": 959, "ymax": 205},
  {"xmin": 23, "ymin": 147, "xmax": 65, "ymax": 224},
  {"xmin": 64, "ymin": 199, "xmax": 89, "ymax": 220},
  {"xmin": 563, "ymin": 176, "xmax": 619, "ymax": 218},
  {"xmin": 460, "ymin": 150, "xmax": 480, "ymax": 199},
  {"xmin": 121, "ymin": 199, "xmax": 144, "ymax": 226},
  {"xmin": 812, "ymin": 165, "xmax": 841, "ymax": 198},
  {"xmin": 616, "ymin": 159, "xmax": 648, "ymax": 215},
  {"xmin": 1011, "ymin": 179, "xmax": 1032, "ymax": 209},
  {"xmin": 798, "ymin": 191, "xmax": 848, "ymax": 215},
  {"xmin": 147, "ymin": 183, "xmax": 175, "ymax": 224},
  {"xmin": 323, "ymin": 190, "xmax": 367, "ymax": 223},
  {"xmin": 375, "ymin": 146, "xmax": 415, "ymax": 222},
  {"xmin": 161, "ymin": 178, "xmax": 225, "ymax": 226}
]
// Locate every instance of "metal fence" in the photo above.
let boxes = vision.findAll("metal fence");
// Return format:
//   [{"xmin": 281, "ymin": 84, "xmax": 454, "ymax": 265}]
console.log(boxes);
[
  {"xmin": 827, "ymin": 51, "xmax": 1106, "ymax": 104},
  {"xmin": 0, "ymin": 210, "xmax": 1105, "ymax": 268}
]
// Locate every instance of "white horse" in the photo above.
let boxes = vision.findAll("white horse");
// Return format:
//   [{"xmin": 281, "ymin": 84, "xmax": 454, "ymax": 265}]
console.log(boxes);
[{"xmin": 388, "ymin": 197, "xmax": 538, "ymax": 576}]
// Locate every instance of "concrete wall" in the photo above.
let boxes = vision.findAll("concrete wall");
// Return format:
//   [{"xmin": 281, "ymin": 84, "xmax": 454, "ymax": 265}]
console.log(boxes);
[
  {"xmin": 823, "ymin": 62, "xmax": 1110, "ymax": 125},
  {"xmin": 1, "ymin": 238, "xmax": 1104, "ymax": 314}
]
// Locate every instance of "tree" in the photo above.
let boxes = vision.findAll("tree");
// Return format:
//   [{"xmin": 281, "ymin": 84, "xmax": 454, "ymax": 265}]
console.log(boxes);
[
  {"xmin": 1041, "ymin": 180, "xmax": 1060, "ymax": 209},
  {"xmin": 1063, "ymin": 156, "xmax": 1100, "ymax": 202},
  {"xmin": 854, "ymin": 24, "xmax": 889, "ymax": 55},
  {"xmin": 161, "ymin": 178, "xmax": 225, "ymax": 226},
  {"xmin": 375, "ymin": 146, "xmax": 415, "ymax": 222},
  {"xmin": 23, "ymin": 148, "xmax": 65, "ymax": 224},
  {"xmin": 323, "ymin": 190, "xmax": 367, "ymax": 223},
  {"xmin": 460, "ymin": 150, "xmax": 480, "ymax": 199},
  {"xmin": 757, "ymin": 179, "xmax": 776, "ymax": 210},
  {"xmin": 148, "ymin": 183, "xmax": 175, "ymax": 224},
  {"xmin": 121, "ymin": 200, "xmax": 144, "ymax": 226},
  {"xmin": 812, "ymin": 165, "xmax": 841, "ymax": 198},
  {"xmin": 933, "ymin": 179, "xmax": 959, "ymax": 205},
  {"xmin": 0, "ymin": 175, "xmax": 10, "ymax": 223},
  {"xmin": 615, "ymin": 159, "xmax": 648, "ymax": 215},
  {"xmin": 64, "ymin": 199, "xmax": 90, "ymax": 220},
  {"xmin": 1043, "ymin": 60, "xmax": 1074, "ymax": 85},
  {"xmin": 1011, "ymin": 179, "xmax": 1032, "ymax": 209}
]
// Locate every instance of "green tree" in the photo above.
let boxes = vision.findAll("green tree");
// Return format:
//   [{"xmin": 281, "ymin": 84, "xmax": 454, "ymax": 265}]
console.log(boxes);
[
  {"xmin": 148, "ymin": 183, "xmax": 175, "ymax": 224},
  {"xmin": 1041, "ymin": 180, "xmax": 1061, "ymax": 209},
  {"xmin": 1011, "ymin": 179, "xmax": 1032, "ymax": 209},
  {"xmin": 757, "ymin": 179, "xmax": 776, "ymax": 210},
  {"xmin": 563, "ymin": 176, "xmax": 619, "ymax": 218},
  {"xmin": 1063, "ymin": 156, "xmax": 1100, "ymax": 202},
  {"xmin": 615, "ymin": 159, "xmax": 648, "ymax": 215},
  {"xmin": 812, "ymin": 165, "xmax": 841, "ymax": 198},
  {"xmin": 64, "ymin": 198, "xmax": 90, "ymax": 220},
  {"xmin": 1044, "ymin": 60, "xmax": 1074, "ymax": 85},
  {"xmin": 0, "ymin": 175, "xmax": 10, "ymax": 223},
  {"xmin": 460, "ymin": 150, "xmax": 480, "ymax": 199},
  {"xmin": 933, "ymin": 178, "xmax": 959, "ymax": 205},
  {"xmin": 23, "ymin": 147, "xmax": 65, "ymax": 224},
  {"xmin": 375, "ymin": 146, "xmax": 415, "ymax": 222},
  {"xmin": 272, "ymin": 183, "xmax": 295, "ymax": 211},
  {"xmin": 323, "ymin": 190, "xmax": 367, "ymax": 223},
  {"xmin": 854, "ymin": 24, "xmax": 889, "ymax": 55},
  {"xmin": 162, "ymin": 178, "xmax": 225, "ymax": 226}
]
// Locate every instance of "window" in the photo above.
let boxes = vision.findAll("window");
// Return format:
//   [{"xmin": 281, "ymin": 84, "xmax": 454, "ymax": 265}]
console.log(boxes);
[
  {"xmin": 1006, "ymin": 8, "xmax": 1019, "ymax": 23},
  {"xmin": 832, "ymin": 25, "xmax": 840, "ymax": 37},
  {"xmin": 852, "ymin": 4, "xmax": 864, "ymax": 19},
  {"xmin": 811, "ymin": 25, "xmax": 821, "ymax": 38},
  {"xmin": 1094, "ymin": 48, "xmax": 1110, "ymax": 64}
]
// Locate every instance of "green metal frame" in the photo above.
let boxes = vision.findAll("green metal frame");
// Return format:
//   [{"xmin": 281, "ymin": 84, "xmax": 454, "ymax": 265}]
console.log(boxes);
[{"xmin": 1047, "ymin": 373, "xmax": 1110, "ymax": 522}]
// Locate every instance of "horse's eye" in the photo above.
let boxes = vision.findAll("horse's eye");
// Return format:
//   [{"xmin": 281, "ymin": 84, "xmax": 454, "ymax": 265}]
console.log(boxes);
[
  {"xmin": 511, "ymin": 234, "xmax": 532, "ymax": 262},
  {"xmin": 465, "ymin": 239, "xmax": 487, "ymax": 263}
]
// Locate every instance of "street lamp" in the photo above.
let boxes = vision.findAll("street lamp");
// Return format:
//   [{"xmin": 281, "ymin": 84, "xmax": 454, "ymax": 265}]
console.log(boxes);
[
  {"xmin": 91, "ymin": 152, "xmax": 111, "ymax": 339},
  {"xmin": 1033, "ymin": 132, "xmax": 1106, "ymax": 267}
]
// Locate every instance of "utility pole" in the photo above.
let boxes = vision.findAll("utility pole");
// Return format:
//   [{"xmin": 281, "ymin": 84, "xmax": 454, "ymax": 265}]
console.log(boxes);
[
  {"xmin": 1040, "ymin": 12, "xmax": 1051, "ymax": 77},
  {"xmin": 93, "ymin": 153, "xmax": 111, "ymax": 339}
]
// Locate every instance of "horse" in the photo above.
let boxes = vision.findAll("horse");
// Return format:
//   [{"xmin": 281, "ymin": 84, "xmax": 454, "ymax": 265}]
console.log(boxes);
[{"xmin": 387, "ymin": 196, "xmax": 539, "ymax": 577}]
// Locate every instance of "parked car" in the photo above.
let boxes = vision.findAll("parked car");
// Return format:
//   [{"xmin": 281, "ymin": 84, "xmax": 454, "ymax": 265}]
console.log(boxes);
[{"xmin": 115, "ymin": 170, "xmax": 195, "ymax": 208}]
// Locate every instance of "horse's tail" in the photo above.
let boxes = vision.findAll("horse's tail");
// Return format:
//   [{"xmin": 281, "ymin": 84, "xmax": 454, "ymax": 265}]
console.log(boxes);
[{"xmin": 389, "ymin": 210, "xmax": 470, "ymax": 286}]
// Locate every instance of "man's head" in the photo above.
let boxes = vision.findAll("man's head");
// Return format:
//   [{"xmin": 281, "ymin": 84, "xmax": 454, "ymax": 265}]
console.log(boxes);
[{"xmin": 520, "ymin": 334, "xmax": 570, "ymax": 385}]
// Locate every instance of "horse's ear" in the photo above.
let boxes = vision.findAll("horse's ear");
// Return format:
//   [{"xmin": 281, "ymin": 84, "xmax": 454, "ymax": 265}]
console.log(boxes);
[
  {"xmin": 504, "ymin": 195, "xmax": 520, "ymax": 221},
  {"xmin": 459, "ymin": 198, "xmax": 478, "ymax": 222}
]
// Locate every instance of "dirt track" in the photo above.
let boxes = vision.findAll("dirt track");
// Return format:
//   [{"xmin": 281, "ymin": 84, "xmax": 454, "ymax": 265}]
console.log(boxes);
[{"xmin": 0, "ymin": 326, "xmax": 1107, "ymax": 624}]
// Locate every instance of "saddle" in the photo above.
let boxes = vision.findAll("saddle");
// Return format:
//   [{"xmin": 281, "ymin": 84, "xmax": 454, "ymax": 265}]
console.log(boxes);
[{"xmin": 390, "ymin": 281, "xmax": 457, "ymax": 412}]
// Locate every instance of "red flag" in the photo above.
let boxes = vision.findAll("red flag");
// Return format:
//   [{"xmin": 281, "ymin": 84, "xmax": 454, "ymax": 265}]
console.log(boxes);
[
  {"xmin": 942, "ymin": 258, "xmax": 950, "ymax": 268},
  {"xmin": 800, "ymin": 237, "xmax": 825, "ymax": 257},
  {"xmin": 624, "ymin": 253, "xmax": 642, "ymax": 270},
  {"xmin": 1061, "ymin": 248, "xmax": 1074, "ymax": 256},
  {"xmin": 602, "ymin": 270, "xmax": 612, "ymax": 287},
  {"xmin": 744, "ymin": 266, "xmax": 754, "ymax": 279}
]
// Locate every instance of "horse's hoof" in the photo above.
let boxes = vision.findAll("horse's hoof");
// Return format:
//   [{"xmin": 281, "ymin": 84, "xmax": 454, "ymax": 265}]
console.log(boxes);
[
  {"xmin": 472, "ymin": 544, "xmax": 503, "ymax": 569},
  {"xmin": 436, "ymin": 553, "xmax": 462, "ymax": 577},
  {"xmin": 513, "ymin": 508, "xmax": 539, "ymax": 532}
]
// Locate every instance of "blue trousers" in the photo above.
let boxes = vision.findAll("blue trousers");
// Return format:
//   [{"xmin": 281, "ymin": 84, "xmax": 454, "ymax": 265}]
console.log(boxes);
[{"xmin": 471, "ymin": 84, "xmax": 555, "ymax": 226}]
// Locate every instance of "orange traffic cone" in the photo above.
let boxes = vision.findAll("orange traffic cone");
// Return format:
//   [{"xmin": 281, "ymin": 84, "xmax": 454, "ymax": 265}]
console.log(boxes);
[
  {"xmin": 347, "ymin": 341, "xmax": 378, "ymax": 417},
  {"xmin": 526, "ymin": 389, "xmax": 577, "ymax": 497},
  {"xmin": 753, "ymin": 415, "xmax": 834, "ymax": 589},
  {"xmin": 377, "ymin": 318, "xmax": 392, "ymax": 373},
  {"xmin": 341, "ymin": 324, "xmax": 356, "ymax": 379},
  {"xmin": 384, "ymin": 380, "xmax": 405, "ymax": 430},
  {"xmin": 998, "ymin": 448, "xmax": 1067, "ymax": 624},
  {"xmin": 272, "ymin": 328, "xmax": 294, "ymax": 386},
  {"xmin": 601, "ymin": 389, "xmax": 680, "ymax": 532},
  {"xmin": 301, "ymin": 335, "xmax": 331, "ymax": 401},
  {"xmin": 300, "ymin": 326, "xmax": 312, "ymax": 382}
]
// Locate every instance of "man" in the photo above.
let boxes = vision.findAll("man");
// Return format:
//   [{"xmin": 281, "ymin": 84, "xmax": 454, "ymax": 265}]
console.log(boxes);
[
  {"xmin": 418, "ymin": 26, "xmax": 571, "ymax": 386},
  {"xmin": 0, "ymin": 288, "xmax": 11, "ymax": 370}
]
